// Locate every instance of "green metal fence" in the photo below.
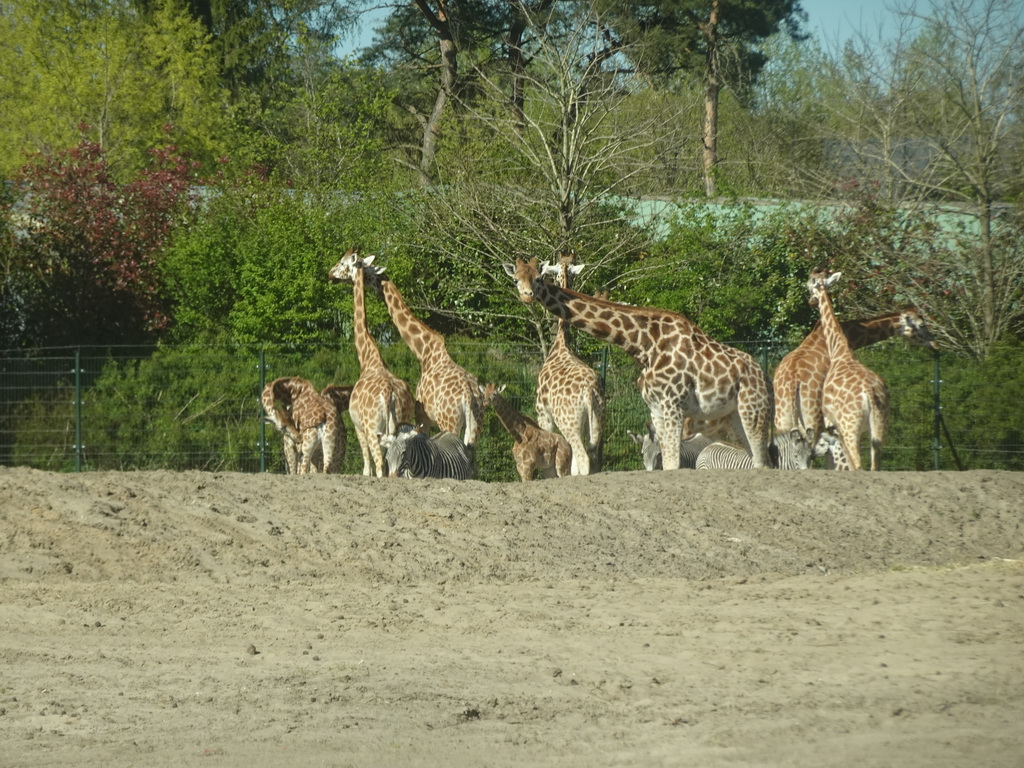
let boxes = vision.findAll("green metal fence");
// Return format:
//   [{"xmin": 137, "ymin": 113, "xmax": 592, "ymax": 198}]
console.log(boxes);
[{"xmin": 1, "ymin": 340, "xmax": 1021, "ymax": 480}]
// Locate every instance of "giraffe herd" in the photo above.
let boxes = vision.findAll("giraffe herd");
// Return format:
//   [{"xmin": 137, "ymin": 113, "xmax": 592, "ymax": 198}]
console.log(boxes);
[{"xmin": 261, "ymin": 247, "xmax": 935, "ymax": 478}]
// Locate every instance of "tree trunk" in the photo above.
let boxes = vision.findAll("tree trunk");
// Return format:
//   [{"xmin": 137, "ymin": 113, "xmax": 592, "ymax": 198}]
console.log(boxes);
[
  {"xmin": 507, "ymin": 18, "xmax": 527, "ymax": 134},
  {"xmin": 413, "ymin": 0, "xmax": 458, "ymax": 187},
  {"xmin": 700, "ymin": 0, "xmax": 722, "ymax": 198}
]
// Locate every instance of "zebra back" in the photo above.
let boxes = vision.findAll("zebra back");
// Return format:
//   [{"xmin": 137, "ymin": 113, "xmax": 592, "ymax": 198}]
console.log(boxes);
[
  {"xmin": 695, "ymin": 431, "xmax": 813, "ymax": 470},
  {"xmin": 384, "ymin": 426, "xmax": 474, "ymax": 480},
  {"xmin": 695, "ymin": 442, "xmax": 753, "ymax": 470}
]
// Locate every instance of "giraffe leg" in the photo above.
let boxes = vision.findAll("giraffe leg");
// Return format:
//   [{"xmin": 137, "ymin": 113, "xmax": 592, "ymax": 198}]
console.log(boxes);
[
  {"xmin": 735, "ymin": 392, "xmax": 772, "ymax": 469},
  {"xmin": 868, "ymin": 405, "xmax": 886, "ymax": 472},
  {"xmin": 369, "ymin": 428, "xmax": 387, "ymax": 478},
  {"xmin": 282, "ymin": 434, "xmax": 299, "ymax": 474},
  {"xmin": 299, "ymin": 429, "xmax": 319, "ymax": 475},
  {"xmin": 565, "ymin": 414, "xmax": 589, "ymax": 476},
  {"xmin": 513, "ymin": 443, "xmax": 533, "ymax": 482},
  {"xmin": 653, "ymin": 408, "xmax": 685, "ymax": 471},
  {"xmin": 535, "ymin": 400, "xmax": 555, "ymax": 433},
  {"xmin": 837, "ymin": 419, "xmax": 862, "ymax": 471},
  {"xmin": 349, "ymin": 411, "xmax": 374, "ymax": 477},
  {"xmin": 586, "ymin": 400, "xmax": 602, "ymax": 474}
]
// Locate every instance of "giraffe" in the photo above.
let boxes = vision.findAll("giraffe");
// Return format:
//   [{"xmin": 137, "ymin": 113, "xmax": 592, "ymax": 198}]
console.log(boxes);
[
  {"xmin": 318, "ymin": 384, "xmax": 353, "ymax": 473},
  {"xmin": 774, "ymin": 307, "xmax": 934, "ymax": 466},
  {"xmin": 534, "ymin": 255, "xmax": 605, "ymax": 475},
  {"xmin": 479, "ymin": 383, "xmax": 572, "ymax": 481},
  {"xmin": 261, "ymin": 376, "xmax": 312, "ymax": 474},
  {"xmin": 260, "ymin": 376, "xmax": 344, "ymax": 474},
  {"xmin": 360, "ymin": 257, "xmax": 485, "ymax": 454},
  {"xmin": 505, "ymin": 257, "xmax": 772, "ymax": 470},
  {"xmin": 328, "ymin": 249, "xmax": 415, "ymax": 477},
  {"xmin": 806, "ymin": 268, "xmax": 890, "ymax": 471}
]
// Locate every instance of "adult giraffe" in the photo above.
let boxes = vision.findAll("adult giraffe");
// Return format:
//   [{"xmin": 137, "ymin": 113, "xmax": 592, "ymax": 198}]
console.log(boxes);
[
  {"xmin": 328, "ymin": 249, "xmax": 415, "ymax": 477},
  {"xmin": 806, "ymin": 268, "xmax": 890, "ymax": 470},
  {"xmin": 535, "ymin": 255, "xmax": 605, "ymax": 475},
  {"xmin": 361, "ymin": 257, "xmax": 484, "ymax": 455},
  {"xmin": 774, "ymin": 307, "xmax": 934, "ymax": 467},
  {"xmin": 505, "ymin": 257, "xmax": 772, "ymax": 470}
]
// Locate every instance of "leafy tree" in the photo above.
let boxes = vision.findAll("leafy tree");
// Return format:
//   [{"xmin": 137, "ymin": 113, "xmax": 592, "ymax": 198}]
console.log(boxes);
[
  {"xmin": 597, "ymin": 0, "xmax": 808, "ymax": 197},
  {"xmin": 360, "ymin": 0, "xmax": 509, "ymax": 186},
  {"xmin": 811, "ymin": 0, "xmax": 1024, "ymax": 357},
  {"xmin": 253, "ymin": 46, "xmax": 402, "ymax": 190},
  {"xmin": 0, "ymin": 0, "xmax": 236, "ymax": 178},
  {"xmin": 619, "ymin": 203, "xmax": 838, "ymax": 344},
  {"xmin": 162, "ymin": 182, "xmax": 413, "ymax": 345},
  {"xmin": 9, "ymin": 134, "xmax": 200, "ymax": 348},
  {"xmin": 411, "ymin": 9, "xmax": 680, "ymax": 348}
]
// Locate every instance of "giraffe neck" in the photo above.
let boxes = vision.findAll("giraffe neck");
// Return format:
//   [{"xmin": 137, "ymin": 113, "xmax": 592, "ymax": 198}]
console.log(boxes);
[
  {"xmin": 379, "ymin": 279, "xmax": 446, "ymax": 366},
  {"xmin": 815, "ymin": 286, "xmax": 853, "ymax": 363},
  {"xmin": 841, "ymin": 311, "xmax": 906, "ymax": 350},
  {"xmin": 532, "ymin": 281, "xmax": 652, "ymax": 363},
  {"xmin": 353, "ymin": 265, "xmax": 386, "ymax": 372},
  {"xmin": 490, "ymin": 393, "xmax": 533, "ymax": 442},
  {"xmin": 553, "ymin": 320, "xmax": 572, "ymax": 352}
]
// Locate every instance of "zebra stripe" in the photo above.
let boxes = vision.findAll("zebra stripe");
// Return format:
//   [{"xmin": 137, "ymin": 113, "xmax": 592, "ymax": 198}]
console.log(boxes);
[
  {"xmin": 695, "ymin": 431, "xmax": 813, "ymax": 470},
  {"xmin": 383, "ymin": 426, "xmax": 474, "ymax": 480}
]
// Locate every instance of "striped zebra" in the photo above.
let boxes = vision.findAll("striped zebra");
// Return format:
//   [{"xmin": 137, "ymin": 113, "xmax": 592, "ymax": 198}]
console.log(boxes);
[
  {"xmin": 627, "ymin": 424, "xmax": 712, "ymax": 470},
  {"xmin": 695, "ymin": 430, "xmax": 816, "ymax": 470},
  {"xmin": 380, "ymin": 425, "xmax": 474, "ymax": 480}
]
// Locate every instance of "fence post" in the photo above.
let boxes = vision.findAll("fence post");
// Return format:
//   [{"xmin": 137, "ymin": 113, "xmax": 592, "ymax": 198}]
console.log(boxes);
[
  {"xmin": 932, "ymin": 348, "xmax": 942, "ymax": 471},
  {"xmin": 258, "ymin": 346, "xmax": 267, "ymax": 473},
  {"xmin": 73, "ymin": 348, "xmax": 83, "ymax": 472}
]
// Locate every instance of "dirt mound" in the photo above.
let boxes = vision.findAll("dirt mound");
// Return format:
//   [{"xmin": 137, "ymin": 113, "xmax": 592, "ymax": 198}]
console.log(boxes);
[{"xmin": 1, "ymin": 467, "xmax": 1022, "ymax": 767}]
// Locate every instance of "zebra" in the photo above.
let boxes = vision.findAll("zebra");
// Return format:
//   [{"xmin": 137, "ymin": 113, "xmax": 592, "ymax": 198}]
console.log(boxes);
[
  {"xmin": 380, "ymin": 424, "xmax": 474, "ymax": 480},
  {"xmin": 695, "ymin": 430, "xmax": 817, "ymax": 470},
  {"xmin": 627, "ymin": 423, "xmax": 712, "ymax": 470}
]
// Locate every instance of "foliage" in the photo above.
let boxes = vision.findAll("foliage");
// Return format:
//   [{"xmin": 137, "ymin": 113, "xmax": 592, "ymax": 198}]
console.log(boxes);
[
  {"xmin": 260, "ymin": 53, "xmax": 401, "ymax": 190},
  {"xmin": 0, "ymin": 0, "xmax": 236, "ymax": 178},
  {"xmin": 621, "ymin": 203, "xmax": 839, "ymax": 343},
  {"xmin": 161, "ymin": 182, "xmax": 415, "ymax": 345},
  {"xmin": 9, "ymin": 135, "xmax": 200, "ymax": 348},
  {"xmin": 7, "ymin": 340, "xmax": 1021, "ymax": 476}
]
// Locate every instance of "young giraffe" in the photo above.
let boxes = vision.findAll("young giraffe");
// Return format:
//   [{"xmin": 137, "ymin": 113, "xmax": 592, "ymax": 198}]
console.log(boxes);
[
  {"xmin": 806, "ymin": 268, "xmax": 890, "ymax": 471},
  {"xmin": 774, "ymin": 307, "xmax": 934, "ymax": 467},
  {"xmin": 535, "ymin": 255, "xmax": 605, "ymax": 475},
  {"xmin": 260, "ymin": 377, "xmax": 342, "ymax": 474},
  {"xmin": 505, "ymin": 257, "xmax": 772, "ymax": 470},
  {"xmin": 261, "ymin": 376, "xmax": 311, "ymax": 474},
  {"xmin": 479, "ymin": 383, "xmax": 572, "ymax": 481},
  {"xmin": 361, "ymin": 257, "xmax": 484, "ymax": 454},
  {"xmin": 328, "ymin": 249, "xmax": 415, "ymax": 477},
  {"xmin": 318, "ymin": 384, "xmax": 353, "ymax": 472}
]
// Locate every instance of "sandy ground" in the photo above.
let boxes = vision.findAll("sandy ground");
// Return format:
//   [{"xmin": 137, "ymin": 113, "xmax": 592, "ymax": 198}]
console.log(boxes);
[{"xmin": 1, "ymin": 466, "xmax": 1022, "ymax": 767}]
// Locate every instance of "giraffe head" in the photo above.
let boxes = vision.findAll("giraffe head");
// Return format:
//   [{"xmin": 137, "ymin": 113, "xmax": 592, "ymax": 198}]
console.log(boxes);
[
  {"xmin": 503, "ymin": 258, "xmax": 541, "ymax": 303},
  {"xmin": 477, "ymin": 382, "xmax": 507, "ymax": 409},
  {"xmin": 896, "ymin": 307, "xmax": 939, "ymax": 349},
  {"xmin": 328, "ymin": 247, "xmax": 371, "ymax": 284},
  {"xmin": 806, "ymin": 268, "xmax": 842, "ymax": 305},
  {"xmin": 539, "ymin": 259, "xmax": 584, "ymax": 290}
]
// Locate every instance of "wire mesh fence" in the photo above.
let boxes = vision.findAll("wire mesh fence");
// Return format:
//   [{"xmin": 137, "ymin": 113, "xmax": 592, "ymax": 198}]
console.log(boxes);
[{"xmin": 1, "ymin": 339, "xmax": 1021, "ymax": 480}]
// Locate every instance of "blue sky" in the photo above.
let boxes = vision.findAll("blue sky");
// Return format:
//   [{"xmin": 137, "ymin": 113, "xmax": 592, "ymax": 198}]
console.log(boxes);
[
  {"xmin": 338, "ymin": 1, "xmax": 899, "ymax": 56},
  {"xmin": 799, "ymin": 0, "xmax": 896, "ymax": 43}
]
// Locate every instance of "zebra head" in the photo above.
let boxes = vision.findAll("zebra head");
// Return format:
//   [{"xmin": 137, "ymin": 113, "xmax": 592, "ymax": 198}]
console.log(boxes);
[{"xmin": 380, "ymin": 424, "xmax": 419, "ymax": 478}]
